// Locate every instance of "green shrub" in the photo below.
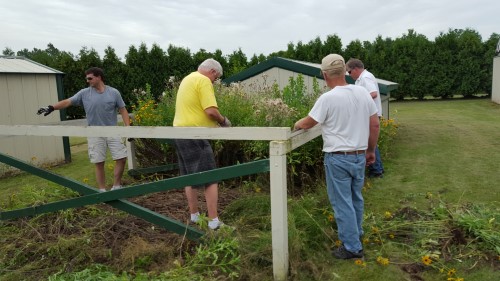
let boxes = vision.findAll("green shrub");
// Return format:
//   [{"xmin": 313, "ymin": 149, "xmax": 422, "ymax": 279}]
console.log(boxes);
[{"xmin": 129, "ymin": 76, "xmax": 399, "ymax": 190}]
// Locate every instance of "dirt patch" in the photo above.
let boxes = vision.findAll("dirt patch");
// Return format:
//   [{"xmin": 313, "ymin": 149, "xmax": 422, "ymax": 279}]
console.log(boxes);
[{"xmin": 128, "ymin": 186, "xmax": 242, "ymax": 223}]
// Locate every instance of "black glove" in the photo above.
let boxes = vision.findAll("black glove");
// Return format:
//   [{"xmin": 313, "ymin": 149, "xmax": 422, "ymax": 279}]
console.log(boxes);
[{"xmin": 37, "ymin": 105, "xmax": 55, "ymax": 116}]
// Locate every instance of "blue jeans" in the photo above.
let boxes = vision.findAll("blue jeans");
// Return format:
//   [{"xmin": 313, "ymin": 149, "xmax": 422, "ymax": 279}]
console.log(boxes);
[
  {"xmin": 368, "ymin": 145, "xmax": 384, "ymax": 175},
  {"xmin": 324, "ymin": 153, "xmax": 365, "ymax": 253}
]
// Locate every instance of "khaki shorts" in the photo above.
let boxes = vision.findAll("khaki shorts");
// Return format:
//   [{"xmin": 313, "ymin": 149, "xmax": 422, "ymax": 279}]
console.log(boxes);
[{"xmin": 87, "ymin": 137, "xmax": 127, "ymax": 163}]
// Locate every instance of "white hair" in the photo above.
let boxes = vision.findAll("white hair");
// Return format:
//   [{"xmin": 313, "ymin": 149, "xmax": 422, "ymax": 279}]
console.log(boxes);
[{"xmin": 198, "ymin": 58, "xmax": 223, "ymax": 77}]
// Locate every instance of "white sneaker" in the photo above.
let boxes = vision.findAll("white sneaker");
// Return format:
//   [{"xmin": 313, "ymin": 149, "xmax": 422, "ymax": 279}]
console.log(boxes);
[
  {"xmin": 110, "ymin": 185, "xmax": 122, "ymax": 191},
  {"xmin": 190, "ymin": 212, "xmax": 200, "ymax": 224},
  {"xmin": 98, "ymin": 188, "xmax": 106, "ymax": 192},
  {"xmin": 209, "ymin": 220, "xmax": 233, "ymax": 230}
]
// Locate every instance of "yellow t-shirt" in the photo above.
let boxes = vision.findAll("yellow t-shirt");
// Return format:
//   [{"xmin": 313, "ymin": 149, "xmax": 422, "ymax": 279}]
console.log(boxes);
[{"xmin": 173, "ymin": 71, "xmax": 218, "ymax": 127}]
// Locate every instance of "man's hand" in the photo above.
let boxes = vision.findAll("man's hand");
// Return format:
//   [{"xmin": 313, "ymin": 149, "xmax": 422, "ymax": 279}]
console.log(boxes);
[
  {"xmin": 365, "ymin": 151, "xmax": 376, "ymax": 166},
  {"xmin": 37, "ymin": 105, "xmax": 54, "ymax": 116},
  {"xmin": 219, "ymin": 116, "xmax": 232, "ymax": 127}
]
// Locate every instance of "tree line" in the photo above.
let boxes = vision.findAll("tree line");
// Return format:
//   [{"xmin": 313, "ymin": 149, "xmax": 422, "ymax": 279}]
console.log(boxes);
[{"xmin": 2, "ymin": 28, "xmax": 499, "ymax": 118}]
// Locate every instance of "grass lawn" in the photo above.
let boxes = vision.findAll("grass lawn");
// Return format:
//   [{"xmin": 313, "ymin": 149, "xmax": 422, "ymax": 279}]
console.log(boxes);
[
  {"xmin": 372, "ymin": 99, "xmax": 500, "ymax": 212},
  {"xmin": 0, "ymin": 99, "xmax": 499, "ymax": 281}
]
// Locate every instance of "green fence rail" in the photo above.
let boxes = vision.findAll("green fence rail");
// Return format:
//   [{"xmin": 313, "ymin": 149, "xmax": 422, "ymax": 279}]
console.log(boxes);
[{"xmin": 0, "ymin": 152, "xmax": 270, "ymax": 240}]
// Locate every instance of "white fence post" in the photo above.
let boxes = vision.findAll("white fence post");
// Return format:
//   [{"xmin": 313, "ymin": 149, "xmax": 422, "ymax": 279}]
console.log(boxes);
[
  {"xmin": 269, "ymin": 140, "xmax": 289, "ymax": 281},
  {"xmin": 126, "ymin": 139, "xmax": 137, "ymax": 170}
]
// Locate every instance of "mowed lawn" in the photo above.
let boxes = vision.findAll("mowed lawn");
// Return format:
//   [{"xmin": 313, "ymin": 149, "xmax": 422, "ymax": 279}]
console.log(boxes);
[{"xmin": 368, "ymin": 99, "xmax": 500, "ymax": 213}]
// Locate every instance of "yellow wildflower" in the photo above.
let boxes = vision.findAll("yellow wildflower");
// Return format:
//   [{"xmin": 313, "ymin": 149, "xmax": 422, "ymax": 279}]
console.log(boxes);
[
  {"xmin": 384, "ymin": 211, "xmax": 392, "ymax": 219},
  {"xmin": 447, "ymin": 268, "xmax": 456, "ymax": 276},
  {"xmin": 422, "ymin": 255, "xmax": 432, "ymax": 266},
  {"xmin": 376, "ymin": 256, "xmax": 390, "ymax": 265}
]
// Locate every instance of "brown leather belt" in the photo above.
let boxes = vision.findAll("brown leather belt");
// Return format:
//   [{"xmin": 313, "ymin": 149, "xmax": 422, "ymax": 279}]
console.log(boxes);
[{"xmin": 330, "ymin": 150, "xmax": 366, "ymax": 155}]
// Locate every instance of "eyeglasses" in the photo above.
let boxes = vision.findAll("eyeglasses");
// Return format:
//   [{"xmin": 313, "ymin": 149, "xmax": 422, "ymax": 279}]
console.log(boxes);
[{"xmin": 86, "ymin": 77, "xmax": 94, "ymax": 81}]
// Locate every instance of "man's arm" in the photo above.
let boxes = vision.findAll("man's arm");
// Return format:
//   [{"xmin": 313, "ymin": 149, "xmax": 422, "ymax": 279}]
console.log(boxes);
[
  {"xmin": 205, "ymin": 106, "xmax": 231, "ymax": 127},
  {"xmin": 365, "ymin": 113, "xmax": 380, "ymax": 165},
  {"xmin": 52, "ymin": 99, "xmax": 72, "ymax": 110},
  {"xmin": 204, "ymin": 107, "xmax": 224, "ymax": 123},
  {"xmin": 294, "ymin": 116, "xmax": 318, "ymax": 130},
  {"xmin": 37, "ymin": 99, "xmax": 72, "ymax": 116},
  {"xmin": 119, "ymin": 107, "xmax": 130, "ymax": 126},
  {"xmin": 369, "ymin": 91, "xmax": 379, "ymax": 99}
]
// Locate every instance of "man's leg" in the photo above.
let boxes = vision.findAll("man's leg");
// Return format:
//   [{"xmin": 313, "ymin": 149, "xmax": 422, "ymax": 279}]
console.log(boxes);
[
  {"xmin": 185, "ymin": 186, "xmax": 199, "ymax": 215},
  {"xmin": 368, "ymin": 145, "xmax": 384, "ymax": 177},
  {"xmin": 94, "ymin": 162, "xmax": 106, "ymax": 189},
  {"xmin": 113, "ymin": 157, "xmax": 126, "ymax": 187},
  {"xmin": 205, "ymin": 183, "xmax": 218, "ymax": 219},
  {"xmin": 324, "ymin": 154, "xmax": 363, "ymax": 253}
]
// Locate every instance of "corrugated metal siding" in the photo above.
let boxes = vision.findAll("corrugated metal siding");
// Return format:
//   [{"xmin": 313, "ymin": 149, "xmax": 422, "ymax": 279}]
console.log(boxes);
[
  {"xmin": 0, "ymin": 56, "xmax": 63, "ymax": 74},
  {"xmin": 237, "ymin": 67, "xmax": 328, "ymax": 95},
  {"xmin": 0, "ymin": 71, "xmax": 65, "ymax": 170}
]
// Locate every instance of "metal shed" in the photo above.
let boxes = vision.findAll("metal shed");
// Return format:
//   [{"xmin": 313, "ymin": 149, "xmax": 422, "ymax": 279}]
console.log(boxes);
[
  {"xmin": 223, "ymin": 57, "xmax": 399, "ymax": 119},
  {"xmin": 0, "ymin": 56, "xmax": 68, "ymax": 174}
]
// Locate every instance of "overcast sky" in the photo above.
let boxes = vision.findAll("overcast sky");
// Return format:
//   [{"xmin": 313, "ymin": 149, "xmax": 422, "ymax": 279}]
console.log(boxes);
[{"xmin": 1, "ymin": 0, "xmax": 498, "ymax": 60}]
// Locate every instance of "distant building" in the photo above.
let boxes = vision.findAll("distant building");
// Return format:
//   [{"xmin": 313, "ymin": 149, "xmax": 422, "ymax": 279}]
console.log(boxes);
[
  {"xmin": 493, "ymin": 54, "xmax": 500, "ymax": 104},
  {"xmin": 223, "ymin": 57, "xmax": 398, "ymax": 119},
  {"xmin": 0, "ymin": 56, "xmax": 69, "ymax": 174}
]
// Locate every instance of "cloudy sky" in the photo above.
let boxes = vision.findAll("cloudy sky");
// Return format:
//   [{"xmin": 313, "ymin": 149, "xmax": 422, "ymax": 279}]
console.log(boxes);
[{"xmin": 1, "ymin": 0, "xmax": 498, "ymax": 59}]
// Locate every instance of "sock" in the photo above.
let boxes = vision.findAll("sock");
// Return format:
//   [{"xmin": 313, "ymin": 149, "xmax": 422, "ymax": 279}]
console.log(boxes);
[{"xmin": 190, "ymin": 212, "xmax": 200, "ymax": 222}]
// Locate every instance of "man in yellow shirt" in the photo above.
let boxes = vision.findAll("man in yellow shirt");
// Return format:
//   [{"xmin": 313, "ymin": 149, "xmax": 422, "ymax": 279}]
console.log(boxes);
[{"xmin": 173, "ymin": 58, "xmax": 231, "ymax": 230}]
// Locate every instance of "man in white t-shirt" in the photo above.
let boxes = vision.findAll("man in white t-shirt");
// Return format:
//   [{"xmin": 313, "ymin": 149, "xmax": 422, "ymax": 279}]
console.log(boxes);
[
  {"xmin": 294, "ymin": 54, "xmax": 379, "ymax": 259},
  {"xmin": 346, "ymin": 58, "xmax": 384, "ymax": 178}
]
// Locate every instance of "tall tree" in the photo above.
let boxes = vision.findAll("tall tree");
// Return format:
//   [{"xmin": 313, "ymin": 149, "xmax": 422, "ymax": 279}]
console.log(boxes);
[
  {"xmin": 148, "ymin": 43, "xmax": 168, "ymax": 98},
  {"xmin": 2, "ymin": 47, "xmax": 15, "ymax": 56},
  {"xmin": 102, "ymin": 46, "xmax": 130, "ymax": 103},
  {"xmin": 322, "ymin": 34, "xmax": 343, "ymax": 57},
  {"xmin": 226, "ymin": 48, "xmax": 248, "ymax": 77},
  {"xmin": 455, "ymin": 29, "xmax": 484, "ymax": 97},
  {"xmin": 166, "ymin": 44, "xmax": 194, "ymax": 80},
  {"xmin": 344, "ymin": 39, "xmax": 366, "ymax": 62}
]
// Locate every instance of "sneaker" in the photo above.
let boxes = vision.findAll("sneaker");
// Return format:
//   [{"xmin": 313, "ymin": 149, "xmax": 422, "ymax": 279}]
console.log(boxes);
[
  {"xmin": 208, "ymin": 220, "xmax": 234, "ymax": 231},
  {"xmin": 332, "ymin": 246, "xmax": 364, "ymax": 259},
  {"xmin": 190, "ymin": 212, "xmax": 200, "ymax": 224},
  {"xmin": 368, "ymin": 172, "xmax": 384, "ymax": 178},
  {"xmin": 209, "ymin": 219, "xmax": 224, "ymax": 230},
  {"xmin": 110, "ymin": 185, "xmax": 122, "ymax": 191},
  {"xmin": 98, "ymin": 188, "xmax": 106, "ymax": 193}
]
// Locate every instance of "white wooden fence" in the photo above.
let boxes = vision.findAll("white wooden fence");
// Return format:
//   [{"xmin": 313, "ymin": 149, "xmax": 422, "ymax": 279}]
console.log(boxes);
[{"xmin": 0, "ymin": 123, "xmax": 321, "ymax": 281}]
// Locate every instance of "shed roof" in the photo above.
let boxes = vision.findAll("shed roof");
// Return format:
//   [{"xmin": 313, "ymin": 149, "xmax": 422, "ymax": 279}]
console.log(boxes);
[
  {"xmin": 223, "ymin": 57, "xmax": 398, "ymax": 94},
  {"xmin": 0, "ymin": 56, "xmax": 64, "ymax": 74}
]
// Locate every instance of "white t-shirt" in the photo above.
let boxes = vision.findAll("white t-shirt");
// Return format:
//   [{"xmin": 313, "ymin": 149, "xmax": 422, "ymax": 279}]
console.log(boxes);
[
  {"xmin": 356, "ymin": 70, "xmax": 382, "ymax": 117},
  {"xmin": 308, "ymin": 84, "xmax": 378, "ymax": 152}
]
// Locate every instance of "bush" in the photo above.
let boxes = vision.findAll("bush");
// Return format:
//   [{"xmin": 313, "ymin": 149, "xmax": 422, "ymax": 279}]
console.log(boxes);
[{"xmin": 130, "ymin": 76, "xmax": 399, "ymax": 191}]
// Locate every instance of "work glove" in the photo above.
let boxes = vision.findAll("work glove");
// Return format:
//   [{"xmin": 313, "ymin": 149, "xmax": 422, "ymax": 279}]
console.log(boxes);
[
  {"xmin": 219, "ymin": 116, "xmax": 232, "ymax": 127},
  {"xmin": 37, "ymin": 105, "xmax": 55, "ymax": 116}
]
